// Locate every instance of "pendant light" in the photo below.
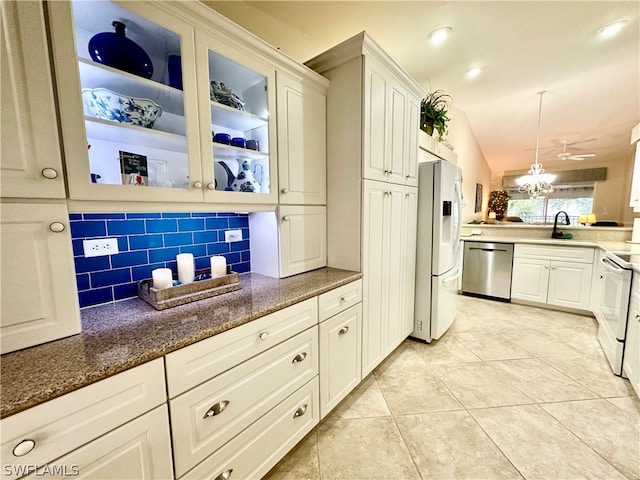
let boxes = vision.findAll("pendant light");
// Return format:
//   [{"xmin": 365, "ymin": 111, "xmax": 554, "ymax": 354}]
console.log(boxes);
[{"xmin": 516, "ymin": 91, "xmax": 555, "ymax": 198}]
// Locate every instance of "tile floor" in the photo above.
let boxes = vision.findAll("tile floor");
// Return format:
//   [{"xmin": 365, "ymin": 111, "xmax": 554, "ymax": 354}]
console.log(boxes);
[{"xmin": 265, "ymin": 295, "xmax": 640, "ymax": 480}]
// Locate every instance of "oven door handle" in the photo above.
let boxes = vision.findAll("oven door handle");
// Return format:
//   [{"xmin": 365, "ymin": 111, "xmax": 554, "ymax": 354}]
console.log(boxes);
[{"xmin": 600, "ymin": 256, "xmax": 624, "ymax": 273}]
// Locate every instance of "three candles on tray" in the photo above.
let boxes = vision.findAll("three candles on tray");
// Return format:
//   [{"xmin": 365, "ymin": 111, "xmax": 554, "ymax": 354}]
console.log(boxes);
[{"xmin": 151, "ymin": 254, "xmax": 227, "ymax": 290}]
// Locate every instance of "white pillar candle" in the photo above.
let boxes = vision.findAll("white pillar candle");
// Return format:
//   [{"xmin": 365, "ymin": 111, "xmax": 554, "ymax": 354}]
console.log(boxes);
[
  {"xmin": 210, "ymin": 255, "xmax": 227, "ymax": 278},
  {"xmin": 176, "ymin": 253, "xmax": 195, "ymax": 284},
  {"xmin": 152, "ymin": 268, "xmax": 173, "ymax": 290}
]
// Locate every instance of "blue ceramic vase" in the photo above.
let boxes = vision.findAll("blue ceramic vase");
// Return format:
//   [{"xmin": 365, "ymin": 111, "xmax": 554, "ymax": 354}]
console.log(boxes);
[{"xmin": 88, "ymin": 21, "xmax": 153, "ymax": 79}]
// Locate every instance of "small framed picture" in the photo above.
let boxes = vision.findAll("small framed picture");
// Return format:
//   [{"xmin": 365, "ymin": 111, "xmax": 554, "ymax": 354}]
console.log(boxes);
[{"xmin": 475, "ymin": 183, "xmax": 483, "ymax": 213}]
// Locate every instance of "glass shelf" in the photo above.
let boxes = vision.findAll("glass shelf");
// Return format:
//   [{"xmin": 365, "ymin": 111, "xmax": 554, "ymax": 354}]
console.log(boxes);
[
  {"xmin": 85, "ymin": 117, "xmax": 187, "ymax": 153},
  {"xmin": 213, "ymin": 143, "xmax": 268, "ymax": 160},
  {"xmin": 79, "ymin": 60, "xmax": 184, "ymax": 116},
  {"xmin": 211, "ymin": 101, "xmax": 268, "ymax": 132}
]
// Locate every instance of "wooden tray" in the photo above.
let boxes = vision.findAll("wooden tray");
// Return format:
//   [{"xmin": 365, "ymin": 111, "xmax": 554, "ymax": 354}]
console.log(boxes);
[{"xmin": 138, "ymin": 271, "xmax": 241, "ymax": 310}]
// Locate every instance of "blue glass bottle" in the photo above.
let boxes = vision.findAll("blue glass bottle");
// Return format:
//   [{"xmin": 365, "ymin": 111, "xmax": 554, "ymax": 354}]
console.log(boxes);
[{"xmin": 88, "ymin": 21, "xmax": 153, "ymax": 79}]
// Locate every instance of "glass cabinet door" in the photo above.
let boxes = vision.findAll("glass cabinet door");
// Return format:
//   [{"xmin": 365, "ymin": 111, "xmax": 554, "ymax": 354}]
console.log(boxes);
[
  {"xmin": 48, "ymin": 0, "xmax": 202, "ymax": 202},
  {"xmin": 196, "ymin": 31, "xmax": 278, "ymax": 204}
]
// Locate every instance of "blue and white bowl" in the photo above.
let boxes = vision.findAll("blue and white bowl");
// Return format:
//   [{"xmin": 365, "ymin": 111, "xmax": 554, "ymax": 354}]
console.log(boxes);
[{"xmin": 81, "ymin": 88, "xmax": 162, "ymax": 128}]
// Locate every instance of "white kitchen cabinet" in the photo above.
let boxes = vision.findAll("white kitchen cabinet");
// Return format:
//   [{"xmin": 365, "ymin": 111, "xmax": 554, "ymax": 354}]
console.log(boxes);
[
  {"xmin": 319, "ymin": 304, "xmax": 362, "ymax": 418},
  {"xmin": 46, "ymin": 0, "xmax": 327, "ymax": 208},
  {"xmin": 1, "ymin": 359, "xmax": 167, "ymax": 478},
  {"xmin": 306, "ymin": 32, "xmax": 423, "ymax": 378},
  {"xmin": 402, "ymin": 187, "xmax": 419, "ymax": 336},
  {"xmin": 276, "ymin": 71, "xmax": 327, "ymax": 205},
  {"xmin": 0, "ymin": 203, "xmax": 80, "ymax": 354},
  {"xmin": 0, "ymin": 1, "xmax": 66, "ymax": 199},
  {"xmin": 623, "ymin": 282, "xmax": 640, "ymax": 396},
  {"xmin": 249, "ymin": 206, "xmax": 327, "ymax": 278},
  {"xmin": 170, "ymin": 327, "xmax": 318, "ymax": 477},
  {"xmin": 511, "ymin": 244, "xmax": 594, "ymax": 311},
  {"xmin": 25, "ymin": 406, "xmax": 173, "ymax": 480}
]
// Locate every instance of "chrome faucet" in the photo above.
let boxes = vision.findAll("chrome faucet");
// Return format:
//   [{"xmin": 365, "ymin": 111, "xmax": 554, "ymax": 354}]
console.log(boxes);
[{"xmin": 551, "ymin": 211, "xmax": 570, "ymax": 239}]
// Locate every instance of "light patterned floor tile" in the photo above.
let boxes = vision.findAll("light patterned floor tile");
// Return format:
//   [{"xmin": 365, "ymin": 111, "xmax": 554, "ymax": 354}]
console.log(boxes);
[
  {"xmin": 409, "ymin": 335, "xmax": 481, "ymax": 364},
  {"xmin": 471, "ymin": 405, "xmax": 628, "ymax": 480},
  {"xmin": 326, "ymin": 374, "xmax": 390, "ymax": 420},
  {"xmin": 263, "ymin": 430, "xmax": 319, "ymax": 480},
  {"xmin": 541, "ymin": 399, "xmax": 640, "ymax": 479},
  {"xmin": 459, "ymin": 332, "xmax": 531, "ymax": 361},
  {"xmin": 433, "ymin": 361, "xmax": 533, "ymax": 408},
  {"xmin": 396, "ymin": 411, "xmax": 523, "ymax": 479},
  {"xmin": 501, "ymin": 329, "xmax": 583, "ymax": 357}
]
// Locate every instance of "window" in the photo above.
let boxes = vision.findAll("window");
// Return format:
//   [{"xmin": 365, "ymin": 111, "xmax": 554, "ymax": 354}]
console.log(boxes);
[{"xmin": 506, "ymin": 186, "xmax": 594, "ymax": 223}]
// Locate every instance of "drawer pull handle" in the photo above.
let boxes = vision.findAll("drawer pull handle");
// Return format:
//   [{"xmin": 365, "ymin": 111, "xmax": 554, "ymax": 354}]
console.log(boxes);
[
  {"xmin": 339, "ymin": 326, "xmax": 349, "ymax": 335},
  {"xmin": 49, "ymin": 222, "xmax": 65, "ymax": 233},
  {"xmin": 203, "ymin": 400, "xmax": 230, "ymax": 418},
  {"xmin": 292, "ymin": 352, "xmax": 307, "ymax": 364},
  {"xmin": 13, "ymin": 439, "xmax": 35, "ymax": 457},
  {"xmin": 259, "ymin": 332, "xmax": 269, "ymax": 341},
  {"xmin": 214, "ymin": 469, "xmax": 233, "ymax": 480},
  {"xmin": 293, "ymin": 404, "xmax": 308, "ymax": 418}
]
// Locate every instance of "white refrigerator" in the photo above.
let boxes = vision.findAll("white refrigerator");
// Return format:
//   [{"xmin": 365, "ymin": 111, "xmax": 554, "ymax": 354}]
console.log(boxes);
[{"xmin": 411, "ymin": 153, "xmax": 463, "ymax": 343}]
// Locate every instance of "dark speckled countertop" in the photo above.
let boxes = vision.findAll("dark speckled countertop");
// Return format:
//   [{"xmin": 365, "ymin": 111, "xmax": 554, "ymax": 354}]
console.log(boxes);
[{"xmin": 1, "ymin": 268, "xmax": 361, "ymax": 418}]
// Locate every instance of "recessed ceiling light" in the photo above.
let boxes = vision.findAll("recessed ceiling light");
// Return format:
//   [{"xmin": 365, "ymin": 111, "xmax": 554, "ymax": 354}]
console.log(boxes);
[
  {"xmin": 428, "ymin": 26, "xmax": 452, "ymax": 45},
  {"xmin": 467, "ymin": 67, "xmax": 481, "ymax": 78},
  {"xmin": 599, "ymin": 20, "xmax": 627, "ymax": 38}
]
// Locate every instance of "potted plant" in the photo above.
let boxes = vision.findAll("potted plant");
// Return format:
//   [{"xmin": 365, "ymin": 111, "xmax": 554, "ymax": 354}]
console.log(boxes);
[{"xmin": 420, "ymin": 90, "xmax": 452, "ymax": 139}]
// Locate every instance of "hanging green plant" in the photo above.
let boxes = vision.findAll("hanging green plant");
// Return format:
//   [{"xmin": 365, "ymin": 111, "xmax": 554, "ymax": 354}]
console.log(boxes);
[
  {"xmin": 488, "ymin": 190, "xmax": 510, "ymax": 220},
  {"xmin": 420, "ymin": 90, "xmax": 452, "ymax": 139}
]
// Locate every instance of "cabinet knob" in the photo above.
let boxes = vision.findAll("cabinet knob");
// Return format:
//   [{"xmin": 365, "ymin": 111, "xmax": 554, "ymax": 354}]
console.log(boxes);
[
  {"xmin": 49, "ymin": 222, "xmax": 65, "ymax": 233},
  {"xmin": 340, "ymin": 296, "xmax": 346, "ymax": 303},
  {"xmin": 203, "ymin": 400, "xmax": 230, "ymax": 418},
  {"xmin": 207, "ymin": 182, "xmax": 215, "ymax": 190},
  {"xmin": 635, "ymin": 314, "xmax": 640, "ymax": 321},
  {"xmin": 13, "ymin": 439, "xmax": 35, "ymax": 457},
  {"xmin": 41, "ymin": 168, "xmax": 59, "ymax": 180},
  {"xmin": 292, "ymin": 352, "xmax": 307, "ymax": 364},
  {"xmin": 282, "ymin": 215, "xmax": 290, "ymax": 222},
  {"xmin": 293, "ymin": 403, "xmax": 308, "ymax": 418},
  {"xmin": 544, "ymin": 264, "xmax": 549, "ymax": 269},
  {"xmin": 406, "ymin": 175, "xmax": 413, "ymax": 180},
  {"xmin": 193, "ymin": 181, "xmax": 203, "ymax": 189},
  {"xmin": 259, "ymin": 331, "xmax": 269, "ymax": 341},
  {"xmin": 214, "ymin": 469, "xmax": 233, "ymax": 480},
  {"xmin": 551, "ymin": 265, "xmax": 556, "ymax": 270},
  {"xmin": 599, "ymin": 274, "xmax": 604, "ymax": 279},
  {"xmin": 339, "ymin": 325, "xmax": 349, "ymax": 335},
  {"xmin": 282, "ymin": 188, "xmax": 289, "ymax": 194}
]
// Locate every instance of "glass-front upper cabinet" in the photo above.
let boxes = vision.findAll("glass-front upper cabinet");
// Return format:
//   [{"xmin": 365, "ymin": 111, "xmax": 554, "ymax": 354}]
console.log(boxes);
[
  {"xmin": 47, "ymin": 0, "xmax": 203, "ymax": 202},
  {"xmin": 195, "ymin": 31, "xmax": 278, "ymax": 204}
]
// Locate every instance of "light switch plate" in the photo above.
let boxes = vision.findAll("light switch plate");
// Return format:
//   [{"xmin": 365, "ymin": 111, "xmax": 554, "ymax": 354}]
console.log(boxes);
[
  {"xmin": 225, "ymin": 229, "xmax": 242, "ymax": 243},
  {"xmin": 83, "ymin": 238, "xmax": 119, "ymax": 257}
]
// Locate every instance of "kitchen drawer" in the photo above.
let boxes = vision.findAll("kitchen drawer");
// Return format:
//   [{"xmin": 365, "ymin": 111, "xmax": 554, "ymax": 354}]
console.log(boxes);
[
  {"xmin": 514, "ymin": 244, "xmax": 594, "ymax": 263},
  {"xmin": 319, "ymin": 303, "xmax": 362, "ymax": 418},
  {"xmin": 23, "ymin": 405, "xmax": 173, "ymax": 480},
  {"xmin": 318, "ymin": 279, "xmax": 363, "ymax": 322},
  {"xmin": 165, "ymin": 297, "xmax": 318, "ymax": 397},
  {"xmin": 180, "ymin": 376, "xmax": 319, "ymax": 480},
  {"xmin": 170, "ymin": 326, "xmax": 318, "ymax": 477},
  {"xmin": 1, "ymin": 359, "xmax": 165, "ymax": 479}
]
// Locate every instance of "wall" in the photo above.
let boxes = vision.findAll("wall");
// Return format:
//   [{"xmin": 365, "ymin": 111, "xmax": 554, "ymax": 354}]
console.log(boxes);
[
  {"xmin": 70, "ymin": 212, "xmax": 251, "ymax": 308},
  {"xmin": 445, "ymin": 105, "xmax": 492, "ymax": 223}
]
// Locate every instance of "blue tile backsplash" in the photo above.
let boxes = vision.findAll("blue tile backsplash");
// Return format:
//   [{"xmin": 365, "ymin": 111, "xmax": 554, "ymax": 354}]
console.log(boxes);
[{"xmin": 70, "ymin": 212, "xmax": 251, "ymax": 308}]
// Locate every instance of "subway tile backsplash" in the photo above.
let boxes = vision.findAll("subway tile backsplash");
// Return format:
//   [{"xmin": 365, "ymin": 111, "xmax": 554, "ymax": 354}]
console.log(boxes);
[{"xmin": 70, "ymin": 212, "xmax": 251, "ymax": 308}]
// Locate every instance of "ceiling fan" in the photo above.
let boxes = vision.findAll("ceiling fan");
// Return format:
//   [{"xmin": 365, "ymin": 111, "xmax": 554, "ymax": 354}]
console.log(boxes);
[{"xmin": 557, "ymin": 139, "xmax": 596, "ymax": 161}]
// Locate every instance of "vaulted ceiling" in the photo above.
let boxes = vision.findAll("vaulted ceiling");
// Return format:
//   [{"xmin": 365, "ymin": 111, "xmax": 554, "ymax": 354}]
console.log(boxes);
[{"xmin": 205, "ymin": 1, "xmax": 639, "ymax": 175}]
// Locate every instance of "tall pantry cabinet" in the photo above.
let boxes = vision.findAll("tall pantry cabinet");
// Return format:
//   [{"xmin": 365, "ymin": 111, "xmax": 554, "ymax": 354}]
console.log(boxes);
[{"xmin": 306, "ymin": 32, "xmax": 423, "ymax": 377}]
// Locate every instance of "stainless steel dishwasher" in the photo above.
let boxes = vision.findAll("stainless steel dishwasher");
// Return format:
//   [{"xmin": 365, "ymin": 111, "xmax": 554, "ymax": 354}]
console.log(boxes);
[{"xmin": 462, "ymin": 241, "xmax": 514, "ymax": 300}]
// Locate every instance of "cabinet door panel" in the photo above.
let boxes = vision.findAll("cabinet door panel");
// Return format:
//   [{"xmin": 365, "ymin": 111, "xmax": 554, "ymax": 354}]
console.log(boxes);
[
  {"xmin": 363, "ymin": 57, "xmax": 388, "ymax": 182},
  {"xmin": 547, "ymin": 261, "xmax": 592, "ymax": 310},
  {"xmin": 623, "ymin": 289, "xmax": 640, "ymax": 395},
  {"xmin": 387, "ymin": 82, "xmax": 407, "ymax": 185},
  {"xmin": 385, "ymin": 186, "xmax": 405, "ymax": 352},
  {"xmin": 402, "ymin": 188, "xmax": 419, "ymax": 336},
  {"xmin": 511, "ymin": 257, "xmax": 549, "ymax": 303},
  {"xmin": 405, "ymin": 95, "xmax": 420, "ymax": 186},
  {"xmin": 1, "ymin": 1, "xmax": 66, "ymax": 199},
  {"xmin": 0, "ymin": 204, "xmax": 80, "ymax": 353},
  {"xmin": 279, "ymin": 205, "xmax": 327, "ymax": 277},
  {"xmin": 362, "ymin": 182, "xmax": 386, "ymax": 376},
  {"xmin": 24, "ymin": 406, "xmax": 173, "ymax": 480},
  {"xmin": 277, "ymin": 71, "xmax": 326, "ymax": 205},
  {"xmin": 319, "ymin": 304, "xmax": 362, "ymax": 418}
]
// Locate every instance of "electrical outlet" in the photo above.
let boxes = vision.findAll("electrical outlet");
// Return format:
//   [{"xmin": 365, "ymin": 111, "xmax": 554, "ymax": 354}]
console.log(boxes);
[
  {"xmin": 83, "ymin": 238, "xmax": 119, "ymax": 258},
  {"xmin": 225, "ymin": 229, "xmax": 242, "ymax": 243}
]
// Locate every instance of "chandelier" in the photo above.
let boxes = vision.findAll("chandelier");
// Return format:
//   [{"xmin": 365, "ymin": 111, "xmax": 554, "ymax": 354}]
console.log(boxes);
[{"xmin": 516, "ymin": 91, "xmax": 555, "ymax": 198}]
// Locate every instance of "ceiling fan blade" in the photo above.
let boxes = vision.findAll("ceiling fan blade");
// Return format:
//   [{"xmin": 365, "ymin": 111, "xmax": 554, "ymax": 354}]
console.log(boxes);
[
  {"xmin": 566, "ymin": 137, "xmax": 597, "ymax": 147},
  {"xmin": 569, "ymin": 153, "xmax": 596, "ymax": 160}
]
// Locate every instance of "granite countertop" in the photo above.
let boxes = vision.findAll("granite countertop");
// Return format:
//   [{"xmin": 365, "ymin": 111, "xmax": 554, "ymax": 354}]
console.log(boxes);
[
  {"xmin": 0, "ymin": 267, "xmax": 362, "ymax": 418},
  {"xmin": 460, "ymin": 235, "xmax": 632, "ymax": 252}
]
